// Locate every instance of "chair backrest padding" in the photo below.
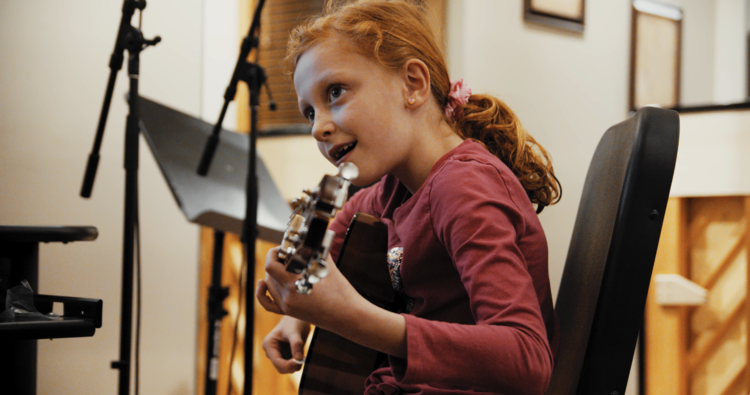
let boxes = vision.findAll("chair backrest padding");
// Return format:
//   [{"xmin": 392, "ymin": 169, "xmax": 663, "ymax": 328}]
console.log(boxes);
[{"xmin": 545, "ymin": 107, "xmax": 679, "ymax": 395}]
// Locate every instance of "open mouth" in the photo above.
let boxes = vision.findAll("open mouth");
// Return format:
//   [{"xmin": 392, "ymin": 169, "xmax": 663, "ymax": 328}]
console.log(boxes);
[{"xmin": 332, "ymin": 141, "xmax": 357, "ymax": 161}]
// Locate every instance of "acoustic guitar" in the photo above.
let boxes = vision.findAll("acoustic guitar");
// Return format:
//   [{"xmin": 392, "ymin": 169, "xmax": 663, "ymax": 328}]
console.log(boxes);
[
  {"xmin": 278, "ymin": 162, "xmax": 359, "ymax": 294},
  {"xmin": 298, "ymin": 212, "xmax": 397, "ymax": 395},
  {"xmin": 277, "ymin": 163, "xmax": 398, "ymax": 394}
]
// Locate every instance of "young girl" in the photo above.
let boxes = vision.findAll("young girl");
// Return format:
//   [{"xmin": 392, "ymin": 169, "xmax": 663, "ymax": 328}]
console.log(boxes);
[{"xmin": 256, "ymin": 1, "xmax": 562, "ymax": 394}]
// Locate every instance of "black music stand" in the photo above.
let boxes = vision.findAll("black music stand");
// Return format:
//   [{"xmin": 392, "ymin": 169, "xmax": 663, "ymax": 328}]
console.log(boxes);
[
  {"xmin": 138, "ymin": 96, "xmax": 290, "ymax": 240},
  {"xmin": 137, "ymin": 96, "xmax": 291, "ymax": 395}
]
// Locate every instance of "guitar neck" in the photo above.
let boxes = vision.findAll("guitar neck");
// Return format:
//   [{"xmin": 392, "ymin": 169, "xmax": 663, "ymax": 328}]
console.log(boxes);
[{"xmin": 299, "ymin": 212, "xmax": 396, "ymax": 395}]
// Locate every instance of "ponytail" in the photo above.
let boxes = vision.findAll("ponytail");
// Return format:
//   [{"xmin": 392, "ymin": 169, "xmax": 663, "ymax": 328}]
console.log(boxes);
[
  {"xmin": 454, "ymin": 95, "xmax": 562, "ymax": 213},
  {"xmin": 286, "ymin": 0, "xmax": 561, "ymax": 212}
]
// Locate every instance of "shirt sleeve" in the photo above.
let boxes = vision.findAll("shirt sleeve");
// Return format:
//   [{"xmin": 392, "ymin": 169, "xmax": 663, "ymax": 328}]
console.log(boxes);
[{"xmin": 392, "ymin": 159, "xmax": 554, "ymax": 395}]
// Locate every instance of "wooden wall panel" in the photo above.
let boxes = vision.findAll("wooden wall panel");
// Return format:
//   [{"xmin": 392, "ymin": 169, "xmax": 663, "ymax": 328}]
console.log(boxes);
[
  {"xmin": 646, "ymin": 196, "xmax": 750, "ymax": 395},
  {"xmin": 688, "ymin": 197, "xmax": 747, "ymax": 395}
]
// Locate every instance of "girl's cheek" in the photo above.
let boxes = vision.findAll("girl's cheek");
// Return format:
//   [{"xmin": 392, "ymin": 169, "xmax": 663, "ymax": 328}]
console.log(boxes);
[{"xmin": 317, "ymin": 143, "xmax": 328, "ymax": 158}]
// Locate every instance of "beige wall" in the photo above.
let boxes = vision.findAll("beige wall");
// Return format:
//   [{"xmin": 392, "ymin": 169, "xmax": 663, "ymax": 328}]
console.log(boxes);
[
  {"xmin": 0, "ymin": 1, "xmax": 202, "ymax": 394},
  {"xmin": 665, "ymin": 0, "xmax": 717, "ymax": 105},
  {"xmin": 257, "ymin": 137, "xmax": 334, "ymax": 202},
  {"xmin": 447, "ymin": 0, "xmax": 633, "ymax": 298},
  {"xmin": 713, "ymin": 0, "xmax": 748, "ymax": 103},
  {"xmin": 659, "ymin": 0, "xmax": 748, "ymax": 105},
  {"xmin": 2, "ymin": 0, "xmax": 749, "ymax": 394},
  {"xmin": 671, "ymin": 109, "xmax": 750, "ymax": 197}
]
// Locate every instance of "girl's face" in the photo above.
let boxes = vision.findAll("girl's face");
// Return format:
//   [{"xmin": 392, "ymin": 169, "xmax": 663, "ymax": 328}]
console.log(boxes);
[{"xmin": 294, "ymin": 39, "xmax": 417, "ymax": 187}]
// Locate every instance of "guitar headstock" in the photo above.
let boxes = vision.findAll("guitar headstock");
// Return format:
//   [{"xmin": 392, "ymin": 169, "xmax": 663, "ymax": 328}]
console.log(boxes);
[{"xmin": 278, "ymin": 162, "xmax": 359, "ymax": 294}]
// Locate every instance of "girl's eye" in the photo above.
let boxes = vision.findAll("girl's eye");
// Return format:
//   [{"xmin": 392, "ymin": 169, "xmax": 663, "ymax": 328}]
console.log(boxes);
[
  {"xmin": 329, "ymin": 85, "xmax": 345, "ymax": 101},
  {"xmin": 305, "ymin": 108, "xmax": 315, "ymax": 123}
]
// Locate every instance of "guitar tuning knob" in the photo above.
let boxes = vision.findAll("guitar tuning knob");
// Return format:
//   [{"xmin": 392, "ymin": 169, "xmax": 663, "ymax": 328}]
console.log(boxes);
[
  {"xmin": 278, "ymin": 246, "xmax": 295, "ymax": 261},
  {"xmin": 309, "ymin": 259, "xmax": 329, "ymax": 279},
  {"xmin": 295, "ymin": 278, "xmax": 313, "ymax": 295},
  {"xmin": 289, "ymin": 214, "xmax": 305, "ymax": 232},
  {"xmin": 334, "ymin": 163, "xmax": 358, "ymax": 209},
  {"xmin": 338, "ymin": 162, "xmax": 359, "ymax": 180},
  {"xmin": 282, "ymin": 166, "xmax": 357, "ymax": 296},
  {"xmin": 290, "ymin": 194, "xmax": 312, "ymax": 211}
]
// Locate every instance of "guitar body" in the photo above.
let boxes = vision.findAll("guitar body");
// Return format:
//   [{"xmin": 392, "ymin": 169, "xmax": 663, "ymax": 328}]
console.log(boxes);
[{"xmin": 298, "ymin": 212, "xmax": 396, "ymax": 395}]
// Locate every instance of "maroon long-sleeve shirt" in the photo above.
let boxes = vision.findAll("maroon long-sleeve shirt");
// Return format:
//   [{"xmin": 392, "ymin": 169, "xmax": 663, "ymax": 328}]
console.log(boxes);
[{"xmin": 328, "ymin": 139, "xmax": 559, "ymax": 395}]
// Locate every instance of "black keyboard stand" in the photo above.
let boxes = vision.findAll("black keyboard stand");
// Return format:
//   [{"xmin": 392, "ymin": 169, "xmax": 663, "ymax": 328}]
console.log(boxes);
[{"xmin": 0, "ymin": 226, "xmax": 103, "ymax": 395}]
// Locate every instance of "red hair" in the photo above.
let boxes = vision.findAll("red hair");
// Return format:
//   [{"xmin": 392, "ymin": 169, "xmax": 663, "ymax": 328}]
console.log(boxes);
[{"xmin": 287, "ymin": 0, "xmax": 561, "ymax": 210}]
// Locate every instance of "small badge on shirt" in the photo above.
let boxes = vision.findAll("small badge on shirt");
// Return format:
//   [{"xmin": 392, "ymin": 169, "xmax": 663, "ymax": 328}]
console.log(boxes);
[{"xmin": 387, "ymin": 247, "xmax": 414, "ymax": 313}]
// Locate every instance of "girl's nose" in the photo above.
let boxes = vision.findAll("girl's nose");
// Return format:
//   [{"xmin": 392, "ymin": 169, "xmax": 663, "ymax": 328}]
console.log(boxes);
[{"xmin": 311, "ymin": 115, "xmax": 334, "ymax": 141}]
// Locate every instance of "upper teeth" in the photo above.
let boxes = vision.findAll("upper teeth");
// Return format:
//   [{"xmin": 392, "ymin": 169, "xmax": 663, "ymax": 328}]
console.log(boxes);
[{"xmin": 336, "ymin": 143, "xmax": 355, "ymax": 159}]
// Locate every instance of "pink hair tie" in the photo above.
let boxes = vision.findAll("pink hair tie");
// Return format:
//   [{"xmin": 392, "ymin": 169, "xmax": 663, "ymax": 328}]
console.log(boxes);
[{"xmin": 444, "ymin": 78, "xmax": 471, "ymax": 121}]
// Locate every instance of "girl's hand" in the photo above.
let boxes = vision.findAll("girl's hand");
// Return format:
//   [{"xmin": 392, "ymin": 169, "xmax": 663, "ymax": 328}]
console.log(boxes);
[
  {"xmin": 261, "ymin": 315, "xmax": 311, "ymax": 373},
  {"xmin": 255, "ymin": 247, "xmax": 363, "ymax": 332},
  {"xmin": 257, "ymin": 246, "xmax": 408, "ymax": 360}
]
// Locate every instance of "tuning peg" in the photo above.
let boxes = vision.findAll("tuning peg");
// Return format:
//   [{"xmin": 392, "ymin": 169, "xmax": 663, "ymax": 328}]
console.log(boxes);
[
  {"xmin": 338, "ymin": 162, "xmax": 359, "ymax": 180},
  {"xmin": 277, "ymin": 245, "xmax": 295, "ymax": 261},
  {"xmin": 289, "ymin": 214, "xmax": 305, "ymax": 232},
  {"xmin": 309, "ymin": 260, "xmax": 329, "ymax": 279},
  {"xmin": 295, "ymin": 278, "xmax": 313, "ymax": 294}
]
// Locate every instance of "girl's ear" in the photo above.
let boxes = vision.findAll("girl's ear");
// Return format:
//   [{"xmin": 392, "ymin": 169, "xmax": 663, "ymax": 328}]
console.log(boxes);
[{"xmin": 402, "ymin": 58, "xmax": 431, "ymax": 109}]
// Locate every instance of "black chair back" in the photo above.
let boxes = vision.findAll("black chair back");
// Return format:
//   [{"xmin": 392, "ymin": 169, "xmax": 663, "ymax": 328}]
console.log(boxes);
[{"xmin": 545, "ymin": 107, "xmax": 680, "ymax": 395}]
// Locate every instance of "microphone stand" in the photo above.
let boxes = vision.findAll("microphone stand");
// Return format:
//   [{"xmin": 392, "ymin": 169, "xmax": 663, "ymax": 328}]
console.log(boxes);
[
  {"xmin": 204, "ymin": 230, "xmax": 228, "ymax": 395},
  {"xmin": 196, "ymin": 0, "xmax": 273, "ymax": 393},
  {"xmin": 79, "ymin": 2, "xmax": 160, "ymax": 395}
]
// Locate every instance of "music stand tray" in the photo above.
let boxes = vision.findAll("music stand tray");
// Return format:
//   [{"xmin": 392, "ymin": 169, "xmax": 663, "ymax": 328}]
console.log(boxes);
[{"xmin": 137, "ymin": 96, "xmax": 291, "ymax": 243}]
